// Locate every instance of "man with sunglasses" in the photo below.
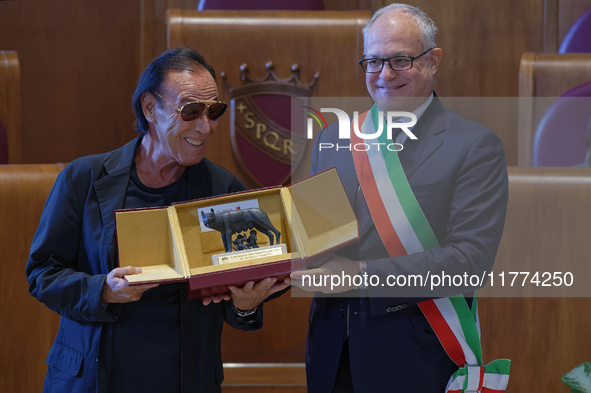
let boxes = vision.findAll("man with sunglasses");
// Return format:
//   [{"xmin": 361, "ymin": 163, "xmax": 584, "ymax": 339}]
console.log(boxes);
[
  {"xmin": 26, "ymin": 48, "xmax": 289, "ymax": 393},
  {"xmin": 291, "ymin": 3, "xmax": 508, "ymax": 392}
]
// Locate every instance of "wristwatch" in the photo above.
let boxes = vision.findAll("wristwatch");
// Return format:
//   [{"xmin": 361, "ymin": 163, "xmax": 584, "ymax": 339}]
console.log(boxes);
[
  {"xmin": 358, "ymin": 261, "xmax": 368, "ymax": 289},
  {"xmin": 231, "ymin": 303, "xmax": 258, "ymax": 318}
]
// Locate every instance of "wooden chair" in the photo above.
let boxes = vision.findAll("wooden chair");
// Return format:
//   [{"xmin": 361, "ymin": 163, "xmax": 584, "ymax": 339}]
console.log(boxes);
[
  {"xmin": 0, "ymin": 164, "xmax": 64, "ymax": 392},
  {"xmin": 531, "ymin": 81, "xmax": 591, "ymax": 166},
  {"xmin": 559, "ymin": 7, "xmax": 591, "ymax": 53},
  {"xmin": 479, "ymin": 166, "xmax": 591, "ymax": 393},
  {"xmin": 0, "ymin": 51, "xmax": 21, "ymax": 163},
  {"xmin": 518, "ymin": 52, "xmax": 591, "ymax": 165},
  {"xmin": 167, "ymin": 10, "xmax": 370, "ymax": 187}
]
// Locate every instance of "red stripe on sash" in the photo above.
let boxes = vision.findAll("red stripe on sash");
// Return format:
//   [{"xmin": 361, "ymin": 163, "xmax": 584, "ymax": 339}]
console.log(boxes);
[
  {"xmin": 350, "ymin": 112, "xmax": 406, "ymax": 256},
  {"xmin": 479, "ymin": 366, "xmax": 485, "ymax": 391},
  {"xmin": 418, "ymin": 300, "xmax": 466, "ymax": 367}
]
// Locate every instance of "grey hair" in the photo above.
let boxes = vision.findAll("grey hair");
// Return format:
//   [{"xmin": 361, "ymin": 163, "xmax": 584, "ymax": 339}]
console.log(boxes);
[{"xmin": 362, "ymin": 3, "xmax": 438, "ymax": 53}]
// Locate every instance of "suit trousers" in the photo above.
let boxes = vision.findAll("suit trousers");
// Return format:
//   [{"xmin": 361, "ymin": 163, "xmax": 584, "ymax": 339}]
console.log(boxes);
[{"xmin": 332, "ymin": 339, "xmax": 354, "ymax": 393}]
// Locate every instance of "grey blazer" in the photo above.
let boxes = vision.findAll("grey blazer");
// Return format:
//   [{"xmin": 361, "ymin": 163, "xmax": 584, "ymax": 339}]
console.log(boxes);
[{"xmin": 305, "ymin": 96, "xmax": 509, "ymax": 393}]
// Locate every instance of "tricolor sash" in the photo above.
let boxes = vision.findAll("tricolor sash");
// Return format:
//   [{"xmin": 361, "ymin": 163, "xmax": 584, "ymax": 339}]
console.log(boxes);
[{"xmin": 350, "ymin": 105, "xmax": 510, "ymax": 393}]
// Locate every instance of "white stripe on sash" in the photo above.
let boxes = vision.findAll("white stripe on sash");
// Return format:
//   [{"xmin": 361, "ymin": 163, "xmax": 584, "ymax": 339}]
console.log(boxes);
[
  {"xmin": 484, "ymin": 373, "xmax": 510, "ymax": 389},
  {"xmin": 433, "ymin": 298, "xmax": 479, "ymax": 366},
  {"xmin": 362, "ymin": 114, "xmax": 424, "ymax": 254}
]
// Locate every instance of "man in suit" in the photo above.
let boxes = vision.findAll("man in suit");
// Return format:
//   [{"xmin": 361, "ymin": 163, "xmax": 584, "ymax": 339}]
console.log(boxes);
[{"xmin": 290, "ymin": 4, "xmax": 508, "ymax": 392}]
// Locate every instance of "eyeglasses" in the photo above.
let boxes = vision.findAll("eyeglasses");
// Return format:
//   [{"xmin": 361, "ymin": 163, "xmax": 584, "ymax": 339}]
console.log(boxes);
[
  {"xmin": 153, "ymin": 91, "xmax": 227, "ymax": 121},
  {"xmin": 358, "ymin": 48, "xmax": 434, "ymax": 73}
]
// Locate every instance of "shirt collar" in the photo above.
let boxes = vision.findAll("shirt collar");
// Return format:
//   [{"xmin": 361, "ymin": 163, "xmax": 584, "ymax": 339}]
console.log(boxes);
[
  {"xmin": 393, "ymin": 93, "xmax": 434, "ymax": 144},
  {"xmin": 411, "ymin": 93, "xmax": 434, "ymax": 122}
]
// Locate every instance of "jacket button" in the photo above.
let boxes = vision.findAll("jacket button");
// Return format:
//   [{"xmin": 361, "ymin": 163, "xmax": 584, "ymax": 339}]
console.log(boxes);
[{"xmin": 338, "ymin": 309, "xmax": 346, "ymax": 318}]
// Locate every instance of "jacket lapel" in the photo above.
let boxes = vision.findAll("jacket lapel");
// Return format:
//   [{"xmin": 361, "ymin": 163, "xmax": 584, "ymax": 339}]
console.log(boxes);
[
  {"xmin": 397, "ymin": 96, "xmax": 447, "ymax": 180},
  {"xmin": 94, "ymin": 137, "xmax": 140, "ymax": 268}
]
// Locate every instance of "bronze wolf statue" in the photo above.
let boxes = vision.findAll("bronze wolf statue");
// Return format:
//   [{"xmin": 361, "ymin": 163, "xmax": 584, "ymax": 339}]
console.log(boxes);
[{"xmin": 201, "ymin": 208, "xmax": 281, "ymax": 253}]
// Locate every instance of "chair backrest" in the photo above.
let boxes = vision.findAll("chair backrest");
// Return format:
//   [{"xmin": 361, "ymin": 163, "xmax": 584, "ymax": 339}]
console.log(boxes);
[
  {"xmin": 480, "ymin": 166, "xmax": 591, "ymax": 393},
  {"xmin": 0, "ymin": 164, "xmax": 64, "ymax": 393},
  {"xmin": 0, "ymin": 50, "xmax": 21, "ymax": 163},
  {"xmin": 532, "ymin": 82, "xmax": 591, "ymax": 166},
  {"xmin": 518, "ymin": 52, "xmax": 591, "ymax": 165},
  {"xmin": 559, "ymin": 7, "xmax": 591, "ymax": 53},
  {"xmin": 198, "ymin": 0, "xmax": 325, "ymax": 10}
]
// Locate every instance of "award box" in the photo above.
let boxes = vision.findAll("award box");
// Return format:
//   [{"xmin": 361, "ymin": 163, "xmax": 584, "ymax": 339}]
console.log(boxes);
[{"xmin": 115, "ymin": 168, "xmax": 359, "ymax": 298}]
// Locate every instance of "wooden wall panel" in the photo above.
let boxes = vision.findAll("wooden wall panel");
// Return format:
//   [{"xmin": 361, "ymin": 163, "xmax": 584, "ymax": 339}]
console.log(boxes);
[
  {"xmin": 140, "ymin": 0, "xmax": 199, "ymax": 72},
  {"xmin": 374, "ymin": 0, "xmax": 591, "ymax": 93},
  {"xmin": 0, "ymin": 0, "xmax": 141, "ymax": 164},
  {"xmin": 372, "ymin": 0, "xmax": 545, "ymax": 97}
]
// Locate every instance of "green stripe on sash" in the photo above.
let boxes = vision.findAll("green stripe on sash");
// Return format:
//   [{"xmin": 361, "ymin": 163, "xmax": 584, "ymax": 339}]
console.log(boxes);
[
  {"xmin": 449, "ymin": 296, "xmax": 483, "ymax": 366},
  {"xmin": 369, "ymin": 105, "xmax": 439, "ymax": 251}
]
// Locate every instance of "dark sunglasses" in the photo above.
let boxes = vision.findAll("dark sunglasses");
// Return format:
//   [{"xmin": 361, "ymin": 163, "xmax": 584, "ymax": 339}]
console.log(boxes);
[{"xmin": 153, "ymin": 91, "xmax": 227, "ymax": 121}]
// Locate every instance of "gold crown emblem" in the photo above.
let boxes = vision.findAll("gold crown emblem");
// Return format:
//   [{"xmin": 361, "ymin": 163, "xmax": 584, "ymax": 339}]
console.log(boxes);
[{"xmin": 222, "ymin": 62, "xmax": 319, "ymax": 97}]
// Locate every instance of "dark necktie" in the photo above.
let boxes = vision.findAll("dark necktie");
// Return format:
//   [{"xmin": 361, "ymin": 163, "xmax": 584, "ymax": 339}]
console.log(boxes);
[{"xmin": 354, "ymin": 184, "xmax": 372, "ymax": 236}]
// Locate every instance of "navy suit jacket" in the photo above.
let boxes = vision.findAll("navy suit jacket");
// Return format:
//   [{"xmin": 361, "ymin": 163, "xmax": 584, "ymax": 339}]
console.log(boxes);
[
  {"xmin": 306, "ymin": 97, "xmax": 508, "ymax": 392},
  {"xmin": 26, "ymin": 137, "xmax": 261, "ymax": 393}
]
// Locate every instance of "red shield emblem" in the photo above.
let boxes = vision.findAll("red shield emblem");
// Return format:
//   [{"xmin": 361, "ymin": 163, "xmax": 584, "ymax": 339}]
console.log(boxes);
[{"xmin": 222, "ymin": 63, "xmax": 318, "ymax": 187}]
